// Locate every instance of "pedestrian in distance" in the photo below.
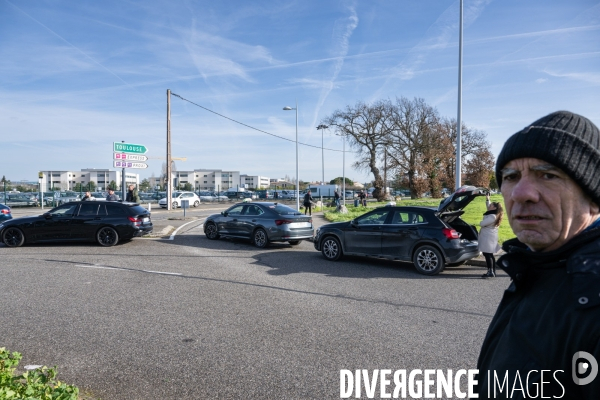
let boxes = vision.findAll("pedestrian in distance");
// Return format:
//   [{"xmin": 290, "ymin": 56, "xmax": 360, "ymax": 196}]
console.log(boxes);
[
  {"xmin": 475, "ymin": 111, "xmax": 600, "ymax": 399},
  {"xmin": 334, "ymin": 189, "xmax": 340, "ymax": 207},
  {"xmin": 274, "ymin": 191, "xmax": 279, "ymax": 200},
  {"xmin": 81, "ymin": 191, "xmax": 94, "ymax": 201},
  {"xmin": 478, "ymin": 193, "xmax": 503, "ymax": 278},
  {"xmin": 303, "ymin": 191, "xmax": 314, "ymax": 216},
  {"xmin": 359, "ymin": 190, "xmax": 367, "ymax": 207},
  {"xmin": 106, "ymin": 188, "xmax": 118, "ymax": 201},
  {"xmin": 125, "ymin": 184, "xmax": 140, "ymax": 203}
]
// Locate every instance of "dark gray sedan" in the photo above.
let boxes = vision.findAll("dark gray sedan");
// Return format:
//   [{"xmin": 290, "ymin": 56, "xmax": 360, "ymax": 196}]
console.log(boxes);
[{"xmin": 203, "ymin": 202, "xmax": 313, "ymax": 248}]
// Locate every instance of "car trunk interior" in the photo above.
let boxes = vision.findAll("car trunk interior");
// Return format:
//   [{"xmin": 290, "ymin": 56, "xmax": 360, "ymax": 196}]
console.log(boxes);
[{"xmin": 440, "ymin": 211, "xmax": 478, "ymax": 241}]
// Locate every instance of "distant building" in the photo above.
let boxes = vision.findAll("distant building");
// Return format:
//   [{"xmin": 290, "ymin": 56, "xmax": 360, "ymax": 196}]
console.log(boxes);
[
  {"xmin": 240, "ymin": 174, "xmax": 270, "ymax": 189},
  {"xmin": 171, "ymin": 169, "xmax": 241, "ymax": 192},
  {"xmin": 39, "ymin": 169, "xmax": 139, "ymax": 191}
]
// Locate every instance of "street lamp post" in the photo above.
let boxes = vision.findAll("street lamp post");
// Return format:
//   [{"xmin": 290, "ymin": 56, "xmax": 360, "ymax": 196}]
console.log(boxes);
[
  {"xmin": 316, "ymin": 124, "xmax": 328, "ymax": 210},
  {"xmin": 283, "ymin": 102, "xmax": 299, "ymax": 210},
  {"xmin": 335, "ymin": 132, "xmax": 346, "ymax": 206}
]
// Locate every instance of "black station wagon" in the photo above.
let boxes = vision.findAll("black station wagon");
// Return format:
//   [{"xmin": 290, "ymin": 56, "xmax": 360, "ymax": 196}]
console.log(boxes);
[{"xmin": 0, "ymin": 201, "xmax": 152, "ymax": 247}]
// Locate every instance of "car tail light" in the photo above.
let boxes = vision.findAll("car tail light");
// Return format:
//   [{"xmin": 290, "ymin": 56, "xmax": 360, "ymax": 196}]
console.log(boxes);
[
  {"xmin": 128, "ymin": 216, "xmax": 142, "ymax": 226},
  {"xmin": 275, "ymin": 219, "xmax": 293, "ymax": 226},
  {"xmin": 442, "ymin": 228, "xmax": 460, "ymax": 239},
  {"xmin": 0, "ymin": 209, "xmax": 10, "ymax": 215}
]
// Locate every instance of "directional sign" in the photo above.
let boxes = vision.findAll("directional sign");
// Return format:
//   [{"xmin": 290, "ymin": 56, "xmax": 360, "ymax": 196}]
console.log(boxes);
[
  {"xmin": 114, "ymin": 160, "xmax": 148, "ymax": 169},
  {"xmin": 114, "ymin": 153, "xmax": 148, "ymax": 162},
  {"xmin": 113, "ymin": 142, "xmax": 148, "ymax": 154}
]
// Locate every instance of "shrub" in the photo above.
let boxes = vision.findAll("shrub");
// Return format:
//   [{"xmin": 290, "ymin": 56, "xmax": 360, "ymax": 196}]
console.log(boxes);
[{"xmin": 0, "ymin": 347, "xmax": 79, "ymax": 399}]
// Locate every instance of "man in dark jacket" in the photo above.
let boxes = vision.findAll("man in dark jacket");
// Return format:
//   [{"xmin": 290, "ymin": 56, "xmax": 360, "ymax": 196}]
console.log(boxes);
[
  {"xmin": 475, "ymin": 111, "xmax": 600, "ymax": 398},
  {"xmin": 126, "ymin": 184, "xmax": 140, "ymax": 203}
]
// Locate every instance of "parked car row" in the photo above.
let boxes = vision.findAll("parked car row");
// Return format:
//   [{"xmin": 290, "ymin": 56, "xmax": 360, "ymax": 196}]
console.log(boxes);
[
  {"xmin": 204, "ymin": 186, "xmax": 487, "ymax": 276},
  {"xmin": 1, "ymin": 186, "xmax": 487, "ymax": 276}
]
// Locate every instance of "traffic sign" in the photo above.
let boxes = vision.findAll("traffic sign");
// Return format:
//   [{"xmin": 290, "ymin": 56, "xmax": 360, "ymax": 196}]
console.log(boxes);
[
  {"xmin": 114, "ymin": 153, "xmax": 148, "ymax": 162},
  {"xmin": 113, "ymin": 142, "xmax": 148, "ymax": 154},
  {"xmin": 114, "ymin": 160, "xmax": 148, "ymax": 169}
]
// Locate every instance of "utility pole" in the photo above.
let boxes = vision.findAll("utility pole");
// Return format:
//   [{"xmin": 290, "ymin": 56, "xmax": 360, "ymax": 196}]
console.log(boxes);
[
  {"xmin": 316, "ymin": 124, "xmax": 328, "ymax": 209},
  {"xmin": 456, "ymin": 0, "xmax": 463, "ymax": 190},
  {"xmin": 121, "ymin": 140, "xmax": 126, "ymax": 200},
  {"xmin": 166, "ymin": 89, "xmax": 172, "ymax": 211}
]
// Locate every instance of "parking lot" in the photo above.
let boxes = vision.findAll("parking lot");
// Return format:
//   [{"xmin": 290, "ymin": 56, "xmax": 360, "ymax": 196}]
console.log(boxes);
[{"xmin": 0, "ymin": 204, "xmax": 508, "ymax": 399}]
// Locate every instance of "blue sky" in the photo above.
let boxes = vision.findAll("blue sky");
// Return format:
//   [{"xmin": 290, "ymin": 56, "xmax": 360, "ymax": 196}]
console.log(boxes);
[{"xmin": 2, "ymin": 0, "xmax": 599, "ymax": 186}]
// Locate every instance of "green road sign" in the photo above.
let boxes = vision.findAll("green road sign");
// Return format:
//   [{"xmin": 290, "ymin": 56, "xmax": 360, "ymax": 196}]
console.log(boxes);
[{"xmin": 113, "ymin": 142, "xmax": 148, "ymax": 154}]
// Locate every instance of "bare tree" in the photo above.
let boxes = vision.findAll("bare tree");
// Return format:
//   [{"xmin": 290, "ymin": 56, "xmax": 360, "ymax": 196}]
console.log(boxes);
[
  {"xmin": 386, "ymin": 97, "xmax": 441, "ymax": 199},
  {"xmin": 437, "ymin": 118, "xmax": 492, "ymax": 189},
  {"xmin": 322, "ymin": 100, "xmax": 394, "ymax": 200},
  {"xmin": 464, "ymin": 147, "xmax": 495, "ymax": 187}
]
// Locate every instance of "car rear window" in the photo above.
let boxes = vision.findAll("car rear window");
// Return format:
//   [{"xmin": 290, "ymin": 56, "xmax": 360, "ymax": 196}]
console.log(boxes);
[
  {"xmin": 102, "ymin": 204, "xmax": 126, "ymax": 215},
  {"xmin": 128, "ymin": 205, "xmax": 149, "ymax": 215},
  {"xmin": 269, "ymin": 204, "xmax": 300, "ymax": 215}
]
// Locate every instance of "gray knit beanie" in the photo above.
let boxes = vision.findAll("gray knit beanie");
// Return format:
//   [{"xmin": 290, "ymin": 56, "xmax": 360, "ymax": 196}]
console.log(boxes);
[{"xmin": 495, "ymin": 111, "xmax": 600, "ymax": 205}]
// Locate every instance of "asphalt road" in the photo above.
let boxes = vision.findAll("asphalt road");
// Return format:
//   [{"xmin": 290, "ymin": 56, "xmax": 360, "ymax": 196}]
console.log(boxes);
[{"xmin": 0, "ymin": 204, "xmax": 508, "ymax": 399}]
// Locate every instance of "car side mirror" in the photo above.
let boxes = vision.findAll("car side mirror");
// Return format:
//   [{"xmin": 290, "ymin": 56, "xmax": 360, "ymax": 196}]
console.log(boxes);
[
  {"xmin": 43, "ymin": 213, "xmax": 51, "ymax": 219},
  {"xmin": 221, "ymin": 211, "xmax": 228, "ymax": 216},
  {"xmin": 350, "ymin": 219, "xmax": 357, "ymax": 227}
]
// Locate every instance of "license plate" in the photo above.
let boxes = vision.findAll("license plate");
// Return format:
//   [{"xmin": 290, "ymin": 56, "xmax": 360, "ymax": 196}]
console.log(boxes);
[
  {"xmin": 291, "ymin": 222, "xmax": 311, "ymax": 228},
  {"xmin": 143, "ymin": 217, "xmax": 150, "ymax": 223}
]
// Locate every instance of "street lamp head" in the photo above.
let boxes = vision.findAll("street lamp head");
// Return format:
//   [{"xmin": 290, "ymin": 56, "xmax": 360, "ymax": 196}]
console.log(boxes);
[
  {"xmin": 316, "ymin": 124, "xmax": 328, "ymax": 130},
  {"xmin": 283, "ymin": 106, "xmax": 294, "ymax": 111}
]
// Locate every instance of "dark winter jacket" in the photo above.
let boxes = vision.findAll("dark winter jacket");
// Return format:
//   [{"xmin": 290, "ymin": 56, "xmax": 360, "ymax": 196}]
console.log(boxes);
[
  {"xmin": 303, "ymin": 192, "xmax": 313, "ymax": 206},
  {"xmin": 126, "ymin": 188, "xmax": 140, "ymax": 203},
  {"xmin": 475, "ymin": 228, "xmax": 600, "ymax": 399}
]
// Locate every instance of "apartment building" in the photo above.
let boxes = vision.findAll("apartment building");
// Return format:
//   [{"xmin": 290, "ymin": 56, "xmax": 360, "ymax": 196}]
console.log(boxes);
[
  {"xmin": 39, "ymin": 169, "xmax": 139, "ymax": 191},
  {"xmin": 240, "ymin": 175, "xmax": 270, "ymax": 189}
]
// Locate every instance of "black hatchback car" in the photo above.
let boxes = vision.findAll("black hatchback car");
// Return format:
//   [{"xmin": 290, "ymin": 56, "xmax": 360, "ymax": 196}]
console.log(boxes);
[
  {"xmin": 0, "ymin": 201, "xmax": 152, "ymax": 247},
  {"xmin": 313, "ymin": 186, "xmax": 488, "ymax": 275}
]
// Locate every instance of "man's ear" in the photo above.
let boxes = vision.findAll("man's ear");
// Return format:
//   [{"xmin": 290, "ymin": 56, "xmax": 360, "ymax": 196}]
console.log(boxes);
[{"xmin": 591, "ymin": 200, "xmax": 600, "ymax": 215}]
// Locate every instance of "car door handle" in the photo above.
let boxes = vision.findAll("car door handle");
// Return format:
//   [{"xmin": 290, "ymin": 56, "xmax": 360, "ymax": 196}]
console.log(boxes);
[
  {"xmin": 232, "ymin": 219, "xmax": 238, "ymax": 221},
  {"xmin": 94, "ymin": 217, "xmax": 102, "ymax": 220},
  {"xmin": 252, "ymin": 219, "xmax": 257, "ymax": 222}
]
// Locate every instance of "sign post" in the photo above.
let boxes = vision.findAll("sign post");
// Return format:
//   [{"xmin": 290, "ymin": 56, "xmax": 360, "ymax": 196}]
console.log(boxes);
[{"xmin": 113, "ymin": 142, "xmax": 148, "ymax": 200}]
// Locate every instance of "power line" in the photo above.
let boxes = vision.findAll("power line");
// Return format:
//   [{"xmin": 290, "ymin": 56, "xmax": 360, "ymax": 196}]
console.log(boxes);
[{"xmin": 171, "ymin": 92, "xmax": 345, "ymax": 152}]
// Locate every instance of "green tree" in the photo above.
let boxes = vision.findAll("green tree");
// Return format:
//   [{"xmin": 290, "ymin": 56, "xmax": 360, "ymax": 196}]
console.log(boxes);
[
  {"xmin": 330, "ymin": 177, "xmax": 354, "ymax": 186},
  {"xmin": 140, "ymin": 179, "xmax": 151, "ymax": 191}
]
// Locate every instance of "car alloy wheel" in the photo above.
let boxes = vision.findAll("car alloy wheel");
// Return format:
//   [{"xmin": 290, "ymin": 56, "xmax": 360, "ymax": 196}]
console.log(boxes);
[
  {"xmin": 3, "ymin": 227, "xmax": 25, "ymax": 247},
  {"xmin": 193, "ymin": 200, "xmax": 200, "ymax": 207},
  {"xmin": 321, "ymin": 236, "xmax": 342, "ymax": 261},
  {"xmin": 205, "ymin": 223, "xmax": 220, "ymax": 240},
  {"xmin": 97, "ymin": 227, "xmax": 119, "ymax": 247},
  {"xmin": 172, "ymin": 201, "xmax": 178, "ymax": 209},
  {"xmin": 413, "ymin": 245, "xmax": 444, "ymax": 275},
  {"xmin": 253, "ymin": 228, "xmax": 269, "ymax": 248}
]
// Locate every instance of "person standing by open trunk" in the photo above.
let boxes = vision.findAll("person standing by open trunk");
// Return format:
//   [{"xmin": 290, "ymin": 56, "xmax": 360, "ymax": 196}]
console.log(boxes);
[{"xmin": 478, "ymin": 193, "xmax": 503, "ymax": 278}]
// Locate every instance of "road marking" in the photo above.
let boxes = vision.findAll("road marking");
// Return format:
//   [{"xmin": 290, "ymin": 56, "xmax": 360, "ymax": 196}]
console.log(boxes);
[
  {"xmin": 143, "ymin": 270, "xmax": 182, "ymax": 276},
  {"xmin": 166, "ymin": 219, "xmax": 203, "ymax": 240},
  {"xmin": 75, "ymin": 264, "xmax": 181, "ymax": 276},
  {"xmin": 75, "ymin": 264, "xmax": 123, "ymax": 271}
]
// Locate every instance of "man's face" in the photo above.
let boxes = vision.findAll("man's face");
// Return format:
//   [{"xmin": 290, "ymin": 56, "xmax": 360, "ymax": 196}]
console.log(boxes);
[{"xmin": 500, "ymin": 157, "xmax": 600, "ymax": 252}]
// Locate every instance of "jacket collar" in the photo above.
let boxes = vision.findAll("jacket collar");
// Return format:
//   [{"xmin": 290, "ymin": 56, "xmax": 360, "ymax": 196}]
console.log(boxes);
[{"xmin": 498, "ymin": 227, "xmax": 600, "ymax": 288}]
